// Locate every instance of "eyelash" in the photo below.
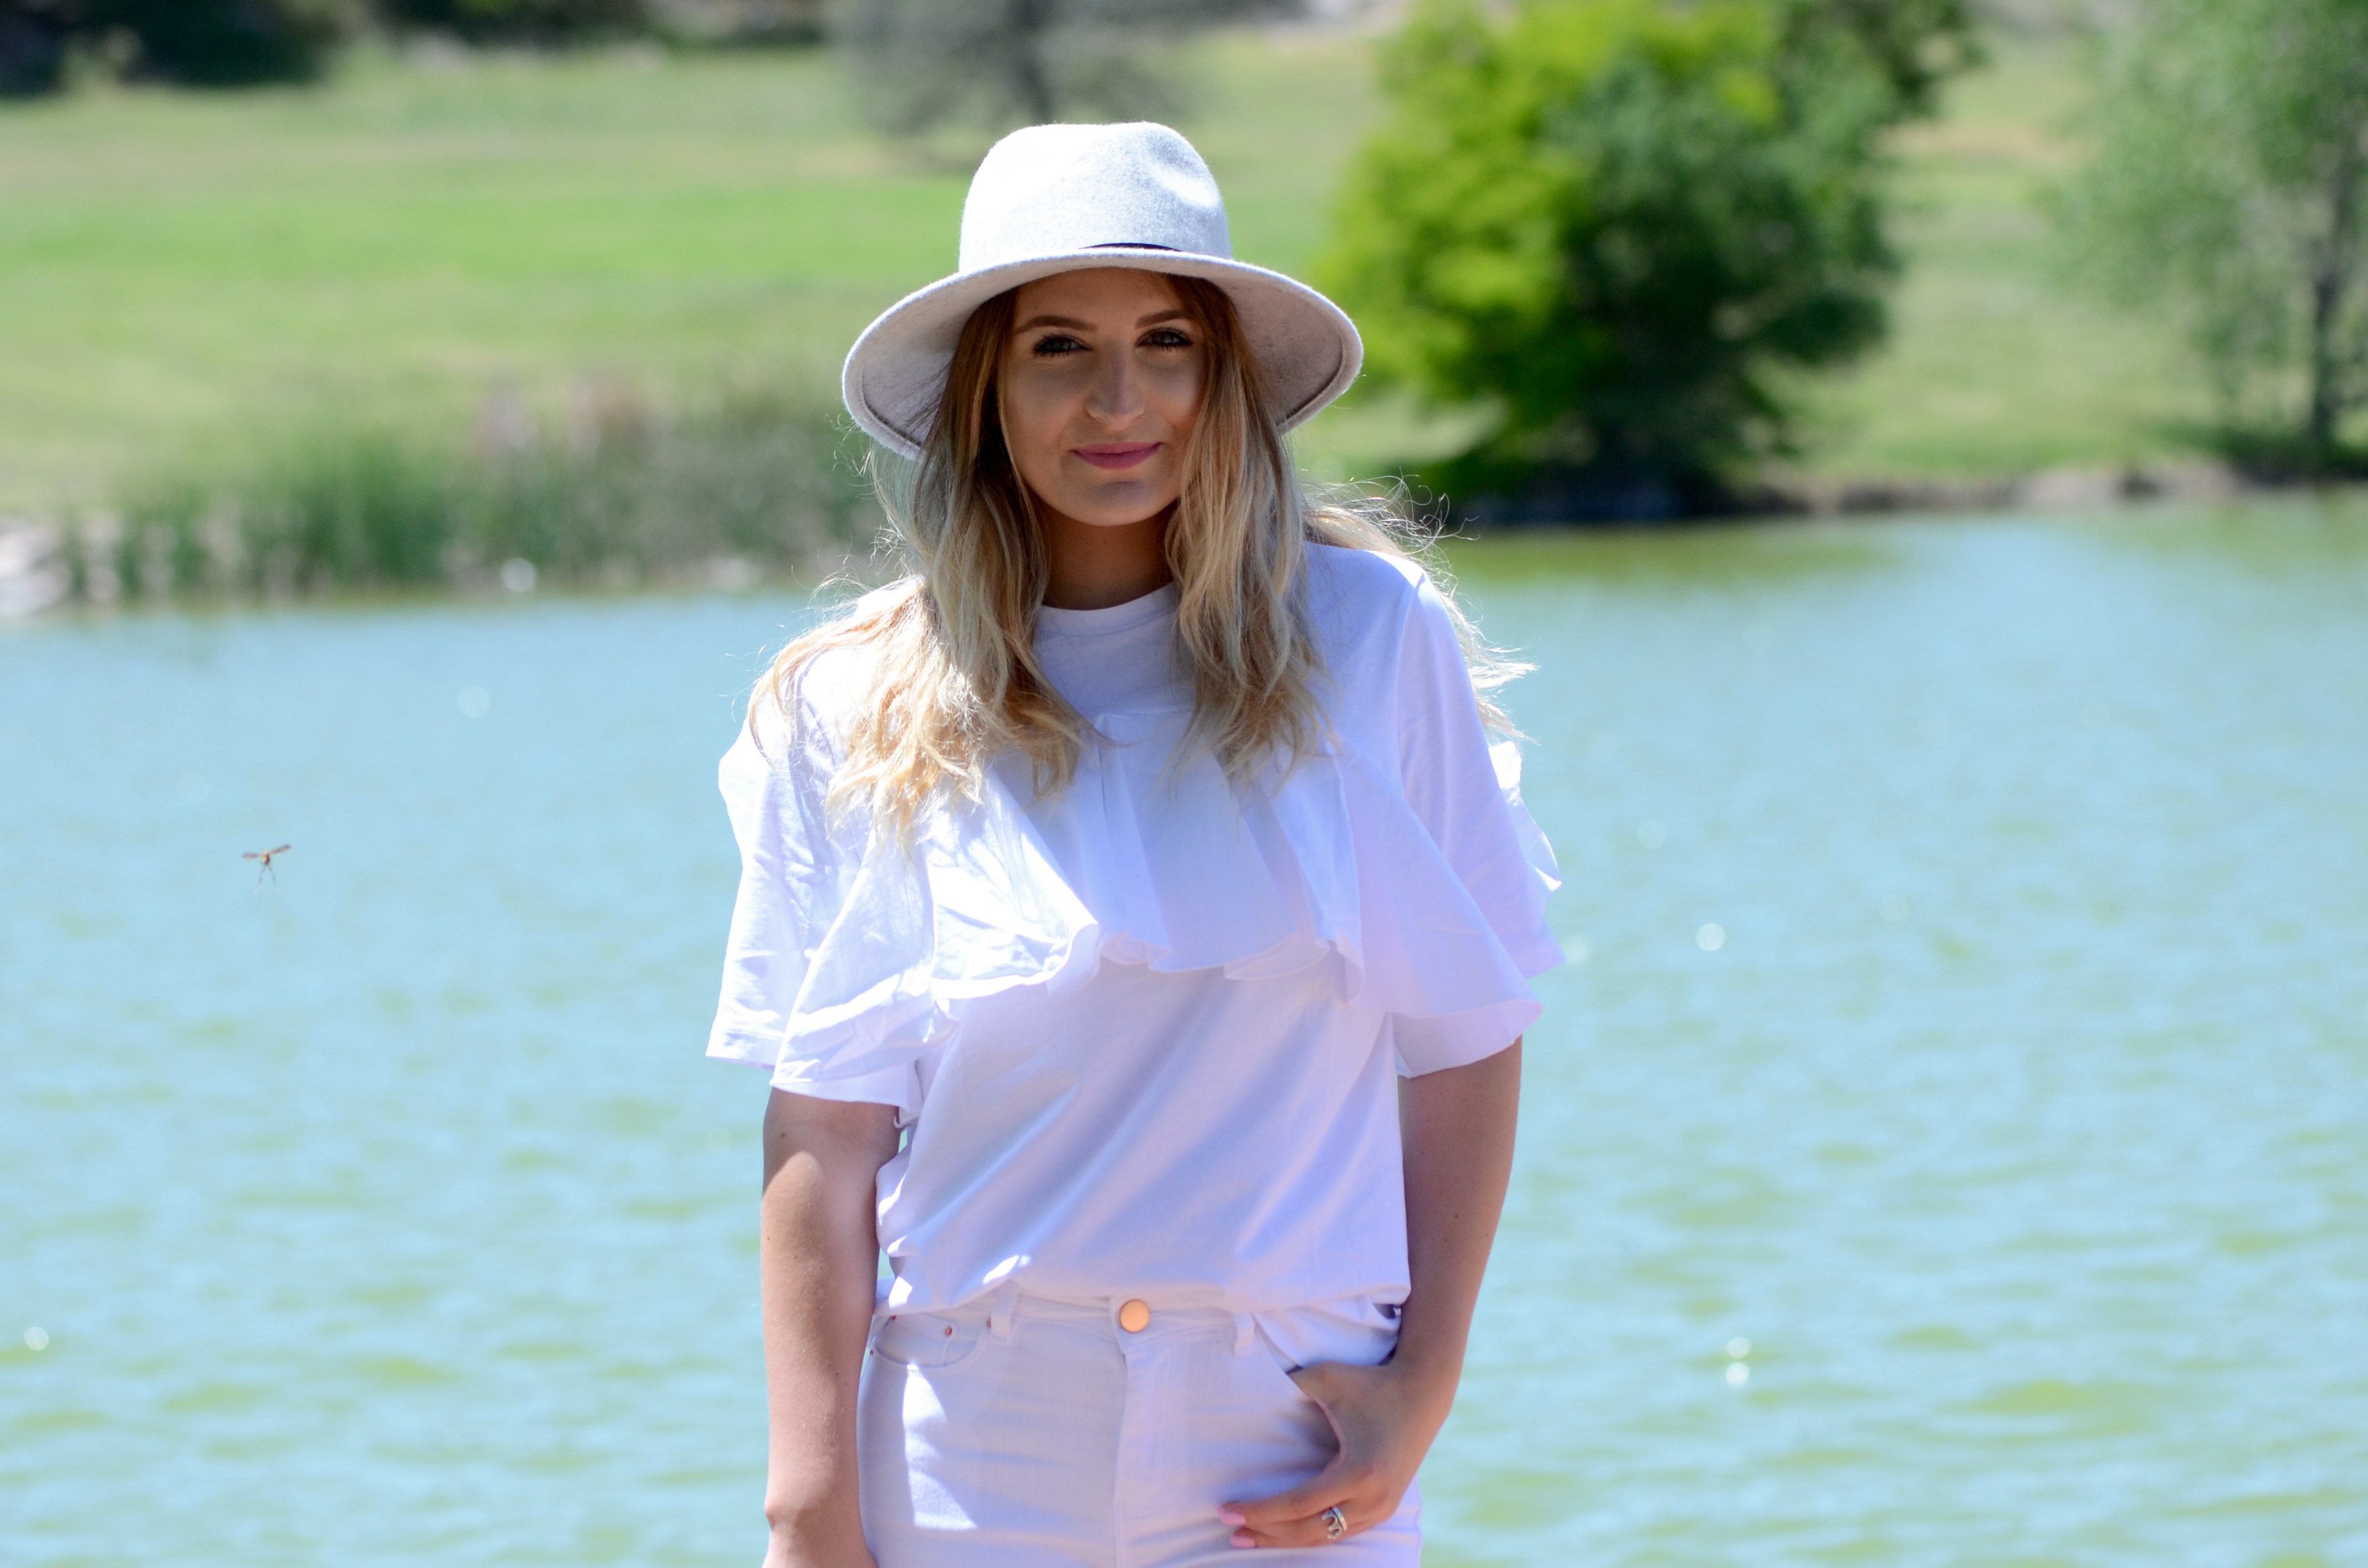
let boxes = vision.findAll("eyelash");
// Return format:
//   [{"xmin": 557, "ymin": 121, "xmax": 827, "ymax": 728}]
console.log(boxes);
[{"xmin": 1028, "ymin": 328, "xmax": 1196, "ymax": 358}]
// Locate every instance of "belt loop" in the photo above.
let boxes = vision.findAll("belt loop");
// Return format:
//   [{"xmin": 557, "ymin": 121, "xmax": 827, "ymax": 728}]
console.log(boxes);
[
  {"xmin": 1233, "ymin": 1312, "xmax": 1256, "ymax": 1356},
  {"xmin": 986, "ymin": 1280, "xmax": 1020, "ymax": 1343}
]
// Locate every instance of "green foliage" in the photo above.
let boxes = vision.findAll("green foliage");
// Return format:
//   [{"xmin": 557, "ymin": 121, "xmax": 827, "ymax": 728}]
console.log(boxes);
[
  {"xmin": 457, "ymin": 382, "xmax": 872, "ymax": 580},
  {"xmin": 104, "ymin": 382, "xmax": 871, "ymax": 600},
  {"xmin": 1, "ymin": 0, "xmax": 662, "ymax": 98},
  {"xmin": 1781, "ymin": 0, "xmax": 1973, "ymax": 114},
  {"xmin": 1322, "ymin": 0, "xmax": 1973, "ymax": 516},
  {"xmin": 2, "ymin": 30, "xmax": 2180, "ymax": 511},
  {"xmin": 372, "ymin": 0, "xmax": 649, "ymax": 45},
  {"xmin": 2054, "ymin": 0, "xmax": 2368, "ymax": 466},
  {"xmin": 0, "ymin": 0, "xmax": 350, "ymax": 92},
  {"xmin": 0, "ymin": 1, "xmax": 77, "ymax": 96},
  {"xmin": 97, "ymin": 0, "xmax": 351, "ymax": 86}
]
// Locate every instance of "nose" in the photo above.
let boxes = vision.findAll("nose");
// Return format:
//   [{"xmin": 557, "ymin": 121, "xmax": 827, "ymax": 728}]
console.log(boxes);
[{"xmin": 1085, "ymin": 347, "xmax": 1144, "ymax": 429}]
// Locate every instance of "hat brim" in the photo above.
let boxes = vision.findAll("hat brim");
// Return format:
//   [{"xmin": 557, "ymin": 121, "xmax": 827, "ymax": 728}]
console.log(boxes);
[{"xmin": 840, "ymin": 246, "xmax": 1364, "ymax": 459}]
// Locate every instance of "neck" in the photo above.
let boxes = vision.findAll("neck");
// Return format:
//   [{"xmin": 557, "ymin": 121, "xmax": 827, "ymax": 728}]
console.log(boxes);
[{"xmin": 1039, "ymin": 504, "xmax": 1173, "ymax": 610}]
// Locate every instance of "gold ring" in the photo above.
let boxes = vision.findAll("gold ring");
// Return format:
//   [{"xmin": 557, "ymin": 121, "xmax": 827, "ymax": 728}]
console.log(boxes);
[{"xmin": 1322, "ymin": 1505, "xmax": 1347, "ymax": 1542}]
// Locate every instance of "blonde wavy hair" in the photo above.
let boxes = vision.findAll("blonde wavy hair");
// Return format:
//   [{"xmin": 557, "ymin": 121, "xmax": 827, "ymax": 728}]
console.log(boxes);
[{"xmin": 755, "ymin": 272, "xmax": 1518, "ymax": 837}]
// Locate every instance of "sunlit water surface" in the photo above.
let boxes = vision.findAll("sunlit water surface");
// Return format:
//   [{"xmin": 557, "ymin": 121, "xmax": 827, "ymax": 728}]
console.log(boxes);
[{"xmin": 5, "ymin": 505, "xmax": 2366, "ymax": 1567}]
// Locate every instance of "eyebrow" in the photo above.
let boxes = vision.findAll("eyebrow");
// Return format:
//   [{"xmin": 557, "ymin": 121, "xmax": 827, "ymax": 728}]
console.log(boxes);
[{"xmin": 1013, "ymin": 309, "xmax": 1195, "ymax": 334}]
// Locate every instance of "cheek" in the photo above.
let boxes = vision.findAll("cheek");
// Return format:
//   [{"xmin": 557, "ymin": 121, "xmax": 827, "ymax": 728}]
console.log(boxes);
[
  {"xmin": 1001, "ymin": 365, "xmax": 1083, "ymax": 459},
  {"xmin": 1144, "ymin": 358, "xmax": 1208, "ymax": 437}
]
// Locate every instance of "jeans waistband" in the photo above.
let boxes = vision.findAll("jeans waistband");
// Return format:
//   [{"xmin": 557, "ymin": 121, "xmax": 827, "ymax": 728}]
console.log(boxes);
[
  {"xmin": 887, "ymin": 1285, "xmax": 1259, "ymax": 1352},
  {"xmin": 878, "ymin": 1283, "xmax": 1401, "ymax": 1370}
]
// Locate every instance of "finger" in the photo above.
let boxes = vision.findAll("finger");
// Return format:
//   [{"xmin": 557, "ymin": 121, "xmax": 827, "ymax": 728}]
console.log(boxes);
[
  {"xmin": 1226, "ymin": 1500, "xmax": 1367, "ymax": 1551},
  {"xmin": 1220, "ymin": 1461, "xmax": 1348, "ymax": 1529}
]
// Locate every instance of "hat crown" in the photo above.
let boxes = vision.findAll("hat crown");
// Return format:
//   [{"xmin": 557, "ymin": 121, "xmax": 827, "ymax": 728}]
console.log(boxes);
[{"xmin": 957, "ymin": 122, "xmax": 1233, "ymax": 274}]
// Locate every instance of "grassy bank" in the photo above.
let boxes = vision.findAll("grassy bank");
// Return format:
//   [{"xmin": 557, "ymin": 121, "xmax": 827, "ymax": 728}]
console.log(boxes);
[
  {"xmin": 1788, "ymin": 38, "xmax": 2212, "ymax": 481},
  {"xmin": 0, "ymin": 25, "xmax": 2228, "ymax": 583},
  {"xmin": 0, "ymin": 33, "xmax": 1383, "ymax": 514},
  {"xmin": 81, "ymin": 380, "xmax": 870, "ymax": 604}
]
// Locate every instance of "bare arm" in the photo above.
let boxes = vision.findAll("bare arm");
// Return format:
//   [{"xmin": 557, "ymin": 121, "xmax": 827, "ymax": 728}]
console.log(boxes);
[
  {"xmin": 1394, "ymin": 1035, "xmax": 1522, "ymax": 1412},
  {"xmin": 1222, "ymin": 1038, "xmax": 1522, "ymax": 1549},
  {"xmin": 759, "ymin": 1088, "xmax": 900, "ymax": 1568}
]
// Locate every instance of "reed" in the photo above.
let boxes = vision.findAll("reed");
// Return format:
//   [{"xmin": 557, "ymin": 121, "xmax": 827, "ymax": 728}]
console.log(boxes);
[{"xmin": 74, "ymin": 379, "xmax": 874, "ymax": 603}]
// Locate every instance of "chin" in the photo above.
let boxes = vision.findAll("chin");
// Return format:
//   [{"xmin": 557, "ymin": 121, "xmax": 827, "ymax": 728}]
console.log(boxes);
[{"xmin": 1069, "ymin": 488, "xmax": 1174, "ymax": 530}]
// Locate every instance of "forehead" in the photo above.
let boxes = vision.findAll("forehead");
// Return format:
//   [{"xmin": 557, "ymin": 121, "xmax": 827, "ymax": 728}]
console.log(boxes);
[{"xmin": 1010, "ymin": 267, "xmax": 1187, "ymax": 324}]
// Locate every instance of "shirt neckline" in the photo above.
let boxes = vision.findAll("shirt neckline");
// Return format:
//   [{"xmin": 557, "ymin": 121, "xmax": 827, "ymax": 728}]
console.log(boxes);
[{"xmin": 1035, "ymin": 583, "xmax": 1180, "ymax": 638}]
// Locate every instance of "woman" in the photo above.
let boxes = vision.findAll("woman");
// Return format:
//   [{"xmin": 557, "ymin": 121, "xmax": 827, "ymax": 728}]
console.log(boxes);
[{"xmin": 709, "ymin": 122, "xmax": 1561, "ymax": 1567}]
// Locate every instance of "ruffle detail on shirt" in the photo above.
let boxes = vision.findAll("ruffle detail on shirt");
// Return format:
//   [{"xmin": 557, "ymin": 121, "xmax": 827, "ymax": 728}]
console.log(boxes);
[{"xmin": 778, "ymin": 705, "xmax": 1563, "ymax": 1090}]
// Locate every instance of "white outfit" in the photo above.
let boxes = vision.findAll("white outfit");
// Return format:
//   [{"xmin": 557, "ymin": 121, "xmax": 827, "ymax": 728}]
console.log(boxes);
[
  {"xmin": 860, "ymin": 1296, "xmax": 1418, "ymax": 1567},
  {"xmin": 709, "ymin": 545, "xmax": 1562, "ymax": 1565}
]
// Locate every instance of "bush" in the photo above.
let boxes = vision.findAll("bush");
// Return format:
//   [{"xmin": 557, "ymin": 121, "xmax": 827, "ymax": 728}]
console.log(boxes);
[
  {"xmin": 0, "ymin": 0, "xmax": 78, "ymax": 97},
  {"xmin": 110, "ymin": 429, "xmax": 456, "ymax": 596},
  {"xmin": 372, "ymin": 0, "xmax": 650, "ymax": 44},
  {"xmin": 1, "ymin": 0, "xmax": 667, "ymax": 97},
  {"xmin": 0, "ymin": 0, "xmax": 349, "ymax": 94},
  {"xmin": 95, "ymin": 0, "xmax": 351, "ymax": 86},
  {"xmin": 104, "ymin": 381, "xmax": 874, "ymax": 600},
  {"xmin": 1322, "ymin": 0, "xmax": 1973, "ymax": 519}
]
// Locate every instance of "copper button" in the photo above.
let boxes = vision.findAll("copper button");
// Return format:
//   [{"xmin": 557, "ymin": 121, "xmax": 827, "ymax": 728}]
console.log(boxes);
[{"xmin": 1117, "ymin": 1298, "xmax": 1151, "ymax": 1334}]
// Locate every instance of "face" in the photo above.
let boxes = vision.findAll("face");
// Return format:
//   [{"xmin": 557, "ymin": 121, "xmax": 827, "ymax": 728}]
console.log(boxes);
[{"xmin": 997, "ymin": 268, "xmax": 1209, "ymax": 530}]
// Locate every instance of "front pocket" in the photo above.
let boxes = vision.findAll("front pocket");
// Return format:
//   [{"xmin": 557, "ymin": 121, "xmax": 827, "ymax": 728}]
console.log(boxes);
[
  {"xmin": 871, "ymin": 1311, "xmax": 990, "ymax": 1371},
  {"xmin": 1247, "ymin": 1324, "xmax": 1313, "ymax": 1403}
]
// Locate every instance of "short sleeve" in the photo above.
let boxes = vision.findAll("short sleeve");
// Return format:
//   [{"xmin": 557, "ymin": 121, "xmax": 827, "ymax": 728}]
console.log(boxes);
[
  {"xmin": 707, "ymin": 681, "xmax": 930, "ymax": 1119},
  {"xmin": 1388, "ymin": 574, "xmax": 1565, "ymax": 1075}
]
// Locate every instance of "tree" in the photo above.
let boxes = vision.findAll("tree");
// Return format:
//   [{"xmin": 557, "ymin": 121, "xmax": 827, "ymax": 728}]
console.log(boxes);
[
  {"xmin": 94, "ymin": 0, "xmax": 350, "ymax": 85},
  {"xmin": 0, "ymin": 0, "xmax": 350, "ymax": 94},
  {"xmin": 1322, "ymin": 0, "xmax": 1975, "ymax": 517},
  {"xmin": 0, "ymin": 0, "xmax": 671, "ymax": 96},
  {"xmin": 2056, "ymin": 0, "xmax": 2368, "ymax": 468},
  {"xmin": 372, "ymin": 0, "xmax": 650, "ymax": 45},
  {"xmin": 0, "ymin": 0, "xmax": 78, "ymax": 96},
  {"xmin": 826, "ymin": 0, "xmax": 1290, "ymax": 133}
]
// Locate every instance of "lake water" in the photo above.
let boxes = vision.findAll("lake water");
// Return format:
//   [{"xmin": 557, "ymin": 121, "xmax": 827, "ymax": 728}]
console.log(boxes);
[{"xmin": 5, "ymin": 504, "xmax": 2366, "ymax": 1567}]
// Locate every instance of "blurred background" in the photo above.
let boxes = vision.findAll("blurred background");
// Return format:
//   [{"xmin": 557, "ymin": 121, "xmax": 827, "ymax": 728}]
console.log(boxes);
[{"xmin": 3, "ymin": 2, "xmax": 2365, "ymax": 1565}]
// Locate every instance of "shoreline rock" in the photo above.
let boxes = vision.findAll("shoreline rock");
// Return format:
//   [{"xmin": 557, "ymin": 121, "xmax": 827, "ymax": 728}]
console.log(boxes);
[{"xmin": 0, "ymin": 520, "xmax": 70, "ymax": 619}]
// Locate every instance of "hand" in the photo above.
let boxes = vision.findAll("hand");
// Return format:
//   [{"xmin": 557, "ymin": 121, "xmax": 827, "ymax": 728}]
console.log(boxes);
[{"xmin": 1217, "ymin": 1357, "xmax": 1456, "ymax": 1550}]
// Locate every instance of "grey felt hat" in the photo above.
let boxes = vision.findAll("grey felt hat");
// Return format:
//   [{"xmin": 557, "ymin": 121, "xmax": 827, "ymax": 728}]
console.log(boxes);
[{"xmin": 841, "ymin": 121, "xmax": 1363, "ymax": 459}]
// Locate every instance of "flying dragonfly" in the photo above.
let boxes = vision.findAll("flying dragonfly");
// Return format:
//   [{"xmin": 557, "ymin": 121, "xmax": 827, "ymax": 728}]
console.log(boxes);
[{"xmin": 243, "ymin": 844, "xmax": 292, "ymax": 888}]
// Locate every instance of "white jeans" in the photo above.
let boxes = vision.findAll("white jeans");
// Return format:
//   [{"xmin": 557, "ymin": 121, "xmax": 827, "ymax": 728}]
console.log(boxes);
[{"xmin": 857, "ymin": 1293, "xmax": 1422, "ymax": 1567}]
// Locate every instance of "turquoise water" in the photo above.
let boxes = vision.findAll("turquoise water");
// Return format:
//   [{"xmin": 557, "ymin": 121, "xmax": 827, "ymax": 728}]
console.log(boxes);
[{"xmin": 5, "ymin": 505, "xmax": 2366, "ymax": 1566}]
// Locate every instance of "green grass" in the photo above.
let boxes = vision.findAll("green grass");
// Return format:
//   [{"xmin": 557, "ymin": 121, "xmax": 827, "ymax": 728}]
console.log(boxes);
[
  {"xmin": 0, "ymin": 27, "xmax": 2223, "ymax": 518},
  {"xmin": 1786, "ymin": 38, "xmax": 2215, "ymax": 479},
  {"xmin": 0, "ymin": 46, "xmax": 946, "ymax": 507},
  {"xmin": 0, "ymin": 34, "xmax": 1383, "ymax": 512}
]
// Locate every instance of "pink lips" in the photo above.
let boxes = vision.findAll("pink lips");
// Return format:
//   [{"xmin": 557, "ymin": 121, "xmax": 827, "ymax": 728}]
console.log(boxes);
[{"xmin": 1072, "ymin": 443, "xmax": 1162, "ymax": 470}]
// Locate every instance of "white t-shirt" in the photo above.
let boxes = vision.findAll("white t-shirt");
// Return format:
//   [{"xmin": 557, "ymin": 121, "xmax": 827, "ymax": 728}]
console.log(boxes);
[{"xmin": 709, "ymin": 545, "xmax": 1561, "ymax": 1326}]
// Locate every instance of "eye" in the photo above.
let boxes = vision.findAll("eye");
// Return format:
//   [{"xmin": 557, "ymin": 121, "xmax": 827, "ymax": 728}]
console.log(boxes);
[
  {"xmin": 1142, "ymin": 326, "xmax": 1196, "ymax": 350},
  {"xmin": 1029, "ymin": 332, "xmax": 1087, "ymax": 358}
]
